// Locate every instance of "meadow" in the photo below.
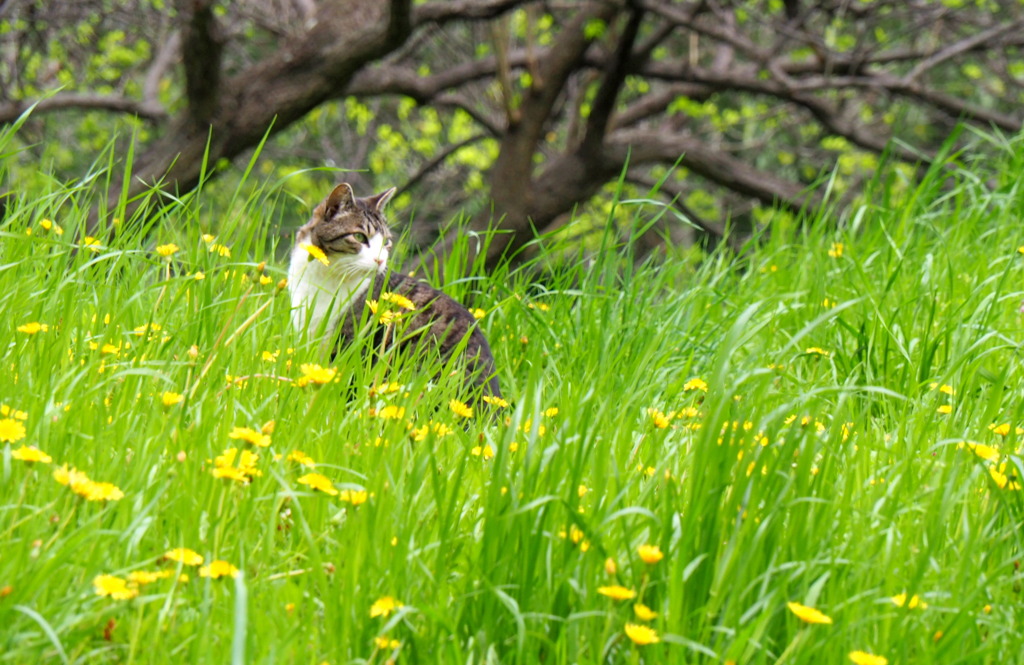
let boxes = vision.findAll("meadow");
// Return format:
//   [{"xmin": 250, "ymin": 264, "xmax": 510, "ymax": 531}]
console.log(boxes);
[{"xmin": 3, "ymin": 128, "xmax": 1024, "ymax": 665}]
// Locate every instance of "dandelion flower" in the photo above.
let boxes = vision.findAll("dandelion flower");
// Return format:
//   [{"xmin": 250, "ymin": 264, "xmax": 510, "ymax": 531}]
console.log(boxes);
[
  {"xmin": 0, "ymin": 405, "xmax": 28, "ymax": 420},
  {"xmin": 597, "ymin": 585, "xmax": 636, "ymax": 601},
  {"xmin": 228, "ymin": 426, "xmax": 271, "ymax": 448},
  {"xmin": 381, "ymin": 292, "xmax": 416, "ymax": 310},
  {"xmin": 300, "ymin": 243, "xmax": 329, "ymax": 266},
  {"xmin": 339, "ymin": 489, "xmax": 369, "ymax": 505},
  {"xmin": 375, "ymin": 405, "xmax": 406, "ymax": 420},
  {"xmin": 482, "ymin": 395, "xmax": 509, "ymax": 408},
  {"xmin": 637, "ymin": 544, "xmax": 664, "ymax": 564},
  {"xmin": 683, "ymin": 377, "xmax": 708, "ymax": 392},
  {"xmin": 937, "ymin": 405, "xmax": 952, "ymax": 415},
  {"xmin": 296, "ymin": 363, "xmax": 337, "ymax": 387},
  {"xmin": 624, "ymin": 623, "xmax": 660, "ymax": 645},
  {"xmin": 287, "ymin": 450, "xmax": 315, "ymax": 467},
  {"xmin": 374, "ymin": 636, "xmax": 401, "ymax": 649},
  {"xmin": 156, "ymin": 244, "xmax": 180, "ymax": 257},
  {"xmin": 297, "ymin": 473, "xmax": 339, "ymax": 496},
  {"xmin": 647, "ymin": 408, "xmax": 671, "ymax": 429},
  {"xmin": 93, "ymin": 575, "xmax": 138, "ymax": 600},
  {"xmin": 83, "ymin": 236, "xmax": 102, "ymax": 252},
  {"xmin": 10, "ymin": 445, "xmax": 51, "ymax": 464},
  {"xmin": 81, "ymin": 481, "xmax": 124, "ymax": 502},
  {"xmin": 471, "ymin": 444, "xmax": 495, "ymax": 459},
  {"xmin": 199, "ymin": 560, "xmax": 240, "ymax": 579},
  {"xmin": 989, "ymin": 463, "xmax": 1021, "ymax": 490},
  {"xmin": 127, "ymin": 570, "xmax": 173, "ymax": 585},
  {"xmin": 890, "ymin": 593, "xmax": 927, "ymax": 609},
  {"xmin": 828, "ymin": 242, "xmax": 844, "ymax": 258},
  {"xmin": 633, "ymin": 603, "xmax": 658, "ymax": 620},
  {"xmin": 805, "ymin": 347, "xmax": 831, "ymax": 357},
  {"xmin": 370, "ymin": 596, "xmax": 404, "ymax": 618},
  {"xmin": 471, "ymin": 308, "xmax": 486, "ymax": 319},
  {"xmin": 0, "ymin": 418, "xmax": 28, "ymax": 443},
  {"xmin": 849, "ymin": 651, "xmax": 887, "ymax": 665},
  {"xmin": 17, "ymin": 322, "xmax": 48, "ymax": 335},
  {"xmin": 165, "ymin": 548, "xmax": 204, "ymax": 566},
  {"xmin": 161, "ymin": 391, "xmax": 184, "ymax": 407},
  {"xmin": 957, "ymin": 441, "xmax": 999, "ymax": 462},
  {"xmin": 40, "ymin": 219, "xmax": 64, "ymax": 235},
  {"xmin": 449, "ymin": 399, "xmax": 473, "ymax": 419},
  {"xmin": 787, "ymin": 601, "xmax": 833, "ymax": 624}
]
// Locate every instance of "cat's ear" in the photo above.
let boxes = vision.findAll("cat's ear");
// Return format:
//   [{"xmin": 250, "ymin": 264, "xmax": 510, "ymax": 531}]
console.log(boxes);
[
  {"xmin": 324, "ymin": 183, "xmax": 356, "ymax": 217},
  {"xmin": 368, "ymin": 187, "xmax": 397, "ymax": 213}
]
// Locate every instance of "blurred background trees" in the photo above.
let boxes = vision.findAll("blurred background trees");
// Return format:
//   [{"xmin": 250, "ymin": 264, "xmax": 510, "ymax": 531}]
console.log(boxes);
[{"xmin": 2, "ymin": 0, "xmax": 1023, "ymax": 265}]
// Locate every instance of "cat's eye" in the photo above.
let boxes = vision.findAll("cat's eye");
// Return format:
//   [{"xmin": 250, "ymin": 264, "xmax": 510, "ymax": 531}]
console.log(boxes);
[{"xmin": 350, "ymin": 232, "xmax": 368, "ymax": 244}]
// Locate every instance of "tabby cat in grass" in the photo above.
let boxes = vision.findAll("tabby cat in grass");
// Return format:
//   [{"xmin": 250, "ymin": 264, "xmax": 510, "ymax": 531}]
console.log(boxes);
[{"xmin": 288, "ymin": 183, "xmax": 502, "ymax": 400}]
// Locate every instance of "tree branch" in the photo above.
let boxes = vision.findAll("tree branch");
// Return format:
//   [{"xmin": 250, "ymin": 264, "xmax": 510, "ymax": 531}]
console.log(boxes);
[
  {"xmin": 0, "ymin": 93, "xmax": 168, "ymax": 124},
  {"xmin": 581, "ymin": 7, "xmax": 644, "ymax": 154},
  {"xmin": 177, "ymin": 0, "xmax": 224, "ymax": 125}
]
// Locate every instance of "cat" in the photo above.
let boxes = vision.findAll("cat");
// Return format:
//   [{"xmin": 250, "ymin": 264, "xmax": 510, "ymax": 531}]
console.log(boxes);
[{"xmin": 288, "ymin": 182, "xmax": 502, "ymax": 400}]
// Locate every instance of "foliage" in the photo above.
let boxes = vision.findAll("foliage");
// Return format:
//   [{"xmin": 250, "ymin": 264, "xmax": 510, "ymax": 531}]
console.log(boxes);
[{"xmin": 3, "ymin": 125, "xmax": 1024, "ymax": 663}]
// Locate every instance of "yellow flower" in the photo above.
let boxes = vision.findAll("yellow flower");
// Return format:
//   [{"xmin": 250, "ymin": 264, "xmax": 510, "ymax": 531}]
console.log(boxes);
[
  {"xmin": 370, "ymin": 596, "xmax": 404, "ymax": 618},
  {"xmin": 990, "ymin": 423, "xmax": 1024, "ymax": 436},
  {"xmin": 296, "ymin": 363, "xmax": 337, "ymax": 387},
  {"xmin": 208, "ymin": 243, "xmax": 231, "ymax": 257},
  {"xmin": 481, "ymin": 395, "xmax": 509, "ymax": 408},
  {"xmin": 199, "ymin": 560, "xmax": 240, "ymax": 579},
  {"xmin": 83, "ymin": 236, "xmax": 102, "ymax": 252},
  {"xmin": 228, "ymin": 426, "xmax": 271, "ymax": 448},
  {"xmin": 849, "ymin": 651, "xmax": 887, "ymax": 665},
  {"xmin": 471, "ymin": 308, "xmax": 486, "ymax": 319},
  {"xmin": 165, "ymin": 548, "xmax": 204, "ymax": 566},
  {"xmin": 828, "ymin": 242, "xmax": 844, "ymax": 258},
  {"xmin": 787, "ymin": 601, "xmax": 833, "ymax": 624},
  {"xmin": 300, "ymin": 243, "xmax": 329, "ymax": 266},
  {"xmin": 449, "ymin": 399, "xmax": 473, "ymax": 419},
  {"xmin": 633, "ymin": 603, "xmax": 658, "ymax": 621},
  {"xmin": 17, "ymin": 322, "xmax": 48, "ymax": 334},
  {"xmin": 957, "ymin": 441, "xmax": 999, "ymax": 462},
  {"xmin": 161, "ymin": 391, "xmax": 184, "ymax": 407},
  {"xmin": 989, "ymin": 463, "xmax": 1021, "ymax": 490},
  {"xmin": 0, "ymin": 418, "xmax": 27, "ymax": 443},
  {"xmin": 298, "ymin": 472, "xmax": 339, "ymax": 496},
  {"xmin": 471, "ymin": 444, "xmax": 495, "ymax": 459},
  {"xmin": 10, "ymin": 445, "xmax": 51, "ymax": 464},
  {"xmin": 890, "ymin": 593, "xmax": 927, "ymax": 609},
  {"xmin": 127, "ymin": 570, "xmax": 174, "ymax": 585},
  {"xmin": 93, "ymin": 574, "xmax": 138, "ymax": 600},
  {"xmin": 624, "ymin": 622, "xmax": 660, "ymax": 645},
  {"xmin": 544, "ymin": 407, "xmax": 559, "ymax": 417},
  {"xmin": 40, "ymin": 219, "xmax": 63, "ymax": 235},
  {"xmin": 0, "ymin": 405, "xmax": 28, "ymax": 420},
  {"xmin": 193, "ymin": 271, "xmax": 206, "ymax": 281},
  {"xmin": 375, "ymin": 405, "xmax": 406, "ymax": 420},
  {"xmin": 683, "ymin": 377, "xmax": 708, "ymax": 392},
  {"xmin": 637, "ymin": 544, "xmax": 664, "ymax": 564},
  {"xmin": 287, "ymin": 450, "xmax": 315, "ymax": 467},
  {"xmin": 80, "ymin": 481, "xmax": 124, "ymax": 502},
  {"xmin": 647, "ymin": 408, "xmax": 671, "ymax": 429},
  {"xmin": 604, "ymin": 558, "xmax": 617, "ymax": 575},
  {"xmin": 805, "ymin": 347, "xmax": 831, "ymax": 357},
  {"xmin": 929, "ymin": 382, "xmax": 955, "ymax": 395},
  {"xmin": 381, "ymin": 292, "xmax": 416, "ymax": 310},
  {"xmin": 339, "ymin": 489, "xmax": 369, "ymax": 505},
  {"xmin": 156, "ymin": 243, "xmax": 180, "ymax": 257},
  {"xmin": 597, "ymin": 585, "xmax": 636, "ymax": 601},
  {"xmin": 937, "ymin": 405, "xmax": 952, "ymax": 415},
  {"xmin": 374, "ymin": 636, "xmax": 401, "ymax": 649}
]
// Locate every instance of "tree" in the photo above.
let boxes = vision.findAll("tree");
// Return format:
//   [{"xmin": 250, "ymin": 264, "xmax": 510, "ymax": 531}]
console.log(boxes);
[{"xmin": 3, "ymin": 1, "xmax": 1024, "ymax": 266}]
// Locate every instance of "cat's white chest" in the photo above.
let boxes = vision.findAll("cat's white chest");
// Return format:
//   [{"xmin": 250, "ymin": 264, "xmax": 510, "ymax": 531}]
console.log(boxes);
[{"xmin": 288, "ymin": 246, "xmax": 370, "ymax": 336}]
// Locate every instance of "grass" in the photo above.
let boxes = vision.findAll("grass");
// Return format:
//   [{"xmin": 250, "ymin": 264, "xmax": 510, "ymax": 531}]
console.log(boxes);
[{"xmin": 2, "ymin": 124, "xmax": 1024, "ymax": 665}]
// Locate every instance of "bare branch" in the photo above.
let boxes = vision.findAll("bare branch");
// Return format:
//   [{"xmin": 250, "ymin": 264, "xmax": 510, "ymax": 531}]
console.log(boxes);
[
  {"xmin": 0, "ymin": 93, "xmax": 168, "ymax": 124},
  {"xmin": 143, "ymin": 31, "xmax": 180, "ymax": 109},
  {"xmin": 397, "ymin": 133, "xmax": 490, "ymax": 194},
  {"xmin": 414, "ymin": 0, "xmax": 530, "ymax": 25},
  {"xmin": 581, "ymin": 8, "xmax": 644, "ymax": 154},
  {"xmin": 904, "ymin": 20, "xmax": 1024, "ymax": 82}
]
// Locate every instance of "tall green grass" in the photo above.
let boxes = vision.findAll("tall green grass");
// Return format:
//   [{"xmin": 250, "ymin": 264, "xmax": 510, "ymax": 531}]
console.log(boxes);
[{"xmin": 2, "ymin": 124, "xmax": 1024, "ymax": 665}]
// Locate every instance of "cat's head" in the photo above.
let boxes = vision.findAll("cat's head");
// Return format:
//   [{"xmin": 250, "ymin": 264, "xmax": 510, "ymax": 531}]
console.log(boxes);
[{"xmin": 301, "ymin": 183, "xmax": 396, "ymax": 274}]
